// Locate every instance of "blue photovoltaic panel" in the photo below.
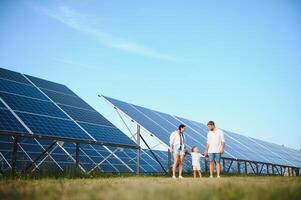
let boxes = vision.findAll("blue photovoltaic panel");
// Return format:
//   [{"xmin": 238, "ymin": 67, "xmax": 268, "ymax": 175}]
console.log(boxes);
[
  {"xmin": 25, "ymin": 74, "xmax": 77, "ymax": 96},
  {"xmin": 22, "ymin": 75, "xmax": 135, "ymax": 146},
  {"xmin": 0, "ymin": 100, "xmax": 5, "ymax": 108},
  {"xmin": 0, "ymin": 68, "xmax": 30, "ymax": 84},
  {"xmin": 79, "ymin": 122, "xmax": 135, "ymax": 145},
  {"xmin": 0, "ymin": 68, "xmax": 135, "ymax": 145},
  {"xmin": 0, "ymin": 92, "xmax": 68, "ymax": 119},
  {"xmin": 0, "ymin": 68, "xmax": 142, "ymax": 174},
  {"xmin": 42, "ymin": 89, "xmax": 94, "ymax": 110},
  {"xmin": 0, "ymin": 108, "xmax": 28, "ymax": 134},
  {"xmin": 0, "ymin": 78, "xmax": 48, "ymax": 100},
  {"xmin": 104, "ymin": 96, "xmax": 301, "ymax": 168},
  {"xmin": 59, "ymin": 104, "xmax": 114, "ymax": 126},
  {"xmin": 103, "ymin": 96, "xmax": 171, "ymax": 143},
  {"xmin": 15, "ymin": 111, "xmax": 92, "ymax": 140}
]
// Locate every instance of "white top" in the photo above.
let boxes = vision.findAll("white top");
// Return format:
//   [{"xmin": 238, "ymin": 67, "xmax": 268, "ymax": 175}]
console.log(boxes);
[
  {"xmin": 207, "ymin": 129, "xmax": 225, "ymax": 153},
  {"xmin": 169, "ymin": 130, "xmax": 185, "ymax": 150},
  {"xmin": 191, "ymin": 152, "xmax": 204, "ymax": 166}
]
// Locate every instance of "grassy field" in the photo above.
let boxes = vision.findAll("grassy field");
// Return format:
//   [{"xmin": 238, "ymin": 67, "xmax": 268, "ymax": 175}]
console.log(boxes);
[{"xmin": 0, "ymin": 176, "xmax": 300, "ymax": 200}]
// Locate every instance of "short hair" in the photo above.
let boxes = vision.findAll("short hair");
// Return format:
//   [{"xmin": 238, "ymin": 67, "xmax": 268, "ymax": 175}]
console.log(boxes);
[
  {"xmin": 192, "ymin": 146, "xmax": 197, "ymax": 152},
  {"xmin": 178, "ymin": 124, "xmax": 186, "ymax": 130},
  {"xmin": 207, "ymin": 121, "xmax": 215, "ymax": 126}
]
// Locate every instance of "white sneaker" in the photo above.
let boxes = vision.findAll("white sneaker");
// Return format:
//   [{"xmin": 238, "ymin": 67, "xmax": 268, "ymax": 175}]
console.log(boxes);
[
  {"xmin": 217, "ymin": 176, "xmax": 221, "ymax": 178},
  {"xmin": 179, "ymin": 176, "xmax": 184, "ymax": 179},
  {"xmin": 172, "ymin": 176, "xmax": 177, "ymax": 179},
  {"xmin": 209, "ymin": 176, "xmax": 213, "ymax": 178}
]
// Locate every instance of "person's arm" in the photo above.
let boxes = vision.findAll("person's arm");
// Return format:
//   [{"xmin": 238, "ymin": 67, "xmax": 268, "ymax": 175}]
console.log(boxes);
[
  {"xmin": 204, "ymin": 132, "xmax": 210, "ymax": 157},
  {"xmin": 220, "ymin": 131, "xmax": 225, "ymax": 154},
  {"xmin": 204, "ymin": 143, "xmax": 209, "ymax": 157},
  {"xmin": 169, "ymin": 132, "xmax": 175, "ymax": 152}
]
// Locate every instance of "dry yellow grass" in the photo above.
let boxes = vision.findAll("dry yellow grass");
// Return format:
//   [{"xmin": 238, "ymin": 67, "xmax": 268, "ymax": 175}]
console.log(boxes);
[{"xmin": 0, "ymin": 176, "xmax": 300, "ymax": 200}]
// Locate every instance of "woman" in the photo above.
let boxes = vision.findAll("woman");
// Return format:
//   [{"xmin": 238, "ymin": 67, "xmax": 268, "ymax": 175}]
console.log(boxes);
[{"xmin": 169, "ymin": 124, "xmax": 186, "ymax": 179}]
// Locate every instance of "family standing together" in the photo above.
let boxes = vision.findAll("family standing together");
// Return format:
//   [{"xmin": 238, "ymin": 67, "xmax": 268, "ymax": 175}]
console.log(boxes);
[{"xmin": 169, "ymin": 121, "xmax": 225, "ymax": 179}]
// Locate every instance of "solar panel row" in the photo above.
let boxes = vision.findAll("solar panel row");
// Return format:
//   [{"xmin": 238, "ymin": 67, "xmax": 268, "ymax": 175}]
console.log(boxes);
[
  {"xmin": 1, "ymin": 67, "xmax": 299, "ymax": 175},
  {"xmin": 0, "ymin": 135, "xmax": 166, "ymax": 173},
  {"xmin": 103, "ymin": 96, "xmax": 301, "ymax": 168},
  {"xmin": 1, "ymin": 68, "xmax": 160, "ymax": 174}
]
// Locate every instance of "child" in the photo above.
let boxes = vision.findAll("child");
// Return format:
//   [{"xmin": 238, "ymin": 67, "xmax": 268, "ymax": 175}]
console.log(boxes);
[{"xmin": 191, "ymin": 146, "xmax": 204, "ymax": 178}]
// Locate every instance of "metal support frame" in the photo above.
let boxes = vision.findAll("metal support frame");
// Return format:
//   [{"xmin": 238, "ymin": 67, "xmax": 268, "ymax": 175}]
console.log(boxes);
[
  {"xmin": 75, "ymin": 143, "xmax": 80, "ymax": 169},
  {"xmin": 227, "ymin": 160, "xmax": 234, "ymax": 173},
  {"xmin": 0, "ymin": 151, "xmax": 12, "ymax": 170},
  {"xmin": 222, "ymin": 159, "xmax": 225, "ymax": 173},
  {"xmin": 244, "ymin": 161, "xmax": 247, "ymax": 174},
  {"xmin": 23, "ymin": 141, "xmax": 57, "ymax": 174},
  {"xmin": 204, "ymin": 159, "xmax": 208, "ymax": 173},
  {"xmin": 267, "ymin": 164, "xmax": 269, "ymax": 175},
  {"xmin": 249, "ymin": 162, "xmax": 256, "ymax": 174},
  {"xmin": 237, "ymin": 161, "xmax": 241, "ymax": 174},
  {"xmin": 111, "ymin": 103, "xmax": 167, "ymax": 174},
  {"xmin": 136, "ymin": 125, "xmax": 141, "ymax": 175},
  {"xmin": 275, "ymin": 166, "xmax": 280, "ymax": 175},
  {"xmin": 256, "ymin": 163, "xmax": 259, "ymax": 174},
  {"xmin": 272, "ymin": 165, "xmax": 275, "ymax": 174},
  {"xmin": 167, "ymin": 149, "xmax": 171, "ymax": 174},
  {"xmin": 11, "ymin": 136, "xmax": 18, "ymax": 178},
  {"xmin": 140, "ymin": 134, "xmax": 167, "ymax": 174},
  {"xmin": 259, "ymin": 163, "xmax": 264, "ymax": 174}
]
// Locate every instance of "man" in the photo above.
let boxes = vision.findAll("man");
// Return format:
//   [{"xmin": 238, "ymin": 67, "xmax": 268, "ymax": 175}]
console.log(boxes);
[
  {"xmin": 169, "ymin": 124, "xmax": 186, "ymax": 179},
  {"xmin": 204, "ymin": 121, "xmax": 225, "ymax": 178}
]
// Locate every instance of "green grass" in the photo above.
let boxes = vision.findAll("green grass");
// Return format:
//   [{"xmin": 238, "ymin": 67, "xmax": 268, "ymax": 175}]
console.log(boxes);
[{"xmin": 0, "ymin": 176, "xmax": 300, "ymax": 200}]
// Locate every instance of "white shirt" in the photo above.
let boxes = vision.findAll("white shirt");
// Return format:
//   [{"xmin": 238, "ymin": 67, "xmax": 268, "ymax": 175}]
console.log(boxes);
[
  {"xmin": 191, "ymin": 152, "xmax": 204, "ymax": 166},
  {"xmin": 169, "ymin": 130, "xmax": 185, "ymax": 150},
  {"xmin": 207, "ymin": 129, "xmax": 225, "ymax": 153}
]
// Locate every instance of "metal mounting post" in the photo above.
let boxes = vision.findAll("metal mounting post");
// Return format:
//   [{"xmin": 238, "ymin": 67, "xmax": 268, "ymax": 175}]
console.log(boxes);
[
  {"xmin": 11, "ymin": 136, "xmax": 18, "ymax": 178},
  {"xmin": 75, "ymin": 143, "xmax": 80, "ymax": 169},
  {"xmin": 167, "ymin": 149, "xmax": 171, "ymax": 174},
  {"xmin": 136, "ymin": 125, "xmax": 141, "ymax": 175}
]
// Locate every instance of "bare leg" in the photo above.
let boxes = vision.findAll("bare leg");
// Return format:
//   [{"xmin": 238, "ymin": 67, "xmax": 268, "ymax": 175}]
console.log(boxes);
[
  {"xmin": 179, "ymin": 155, "xmax": 184, "ymax": 177},
  {"xmin": 198, "ymin": 170, "xmax": 202, "ymax": 177},
  {"xmin": 193, "ymin": 170, "xmax": 196, "ymax": 178},
  {"xmin": 172, "ymin": 155, "xmax": 179, "ymax": 177},
  {"xmin": 216, "ymin": 161, "xmax": 221, "ymax": 177},
  {"xmin": 210, "ymin": 162, "xmax": 214, "ymax": 177}
]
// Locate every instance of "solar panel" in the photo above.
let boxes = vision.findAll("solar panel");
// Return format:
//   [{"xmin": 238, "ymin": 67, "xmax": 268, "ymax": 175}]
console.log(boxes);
[
  {"xmin": 0, "ymin": 68, "xmax": 135, "ymax": 145},
  {"xmin": 0, "ymin": 68, "xmax": 31, "ymax": 84},
  {"xmin": 58, "ymin": 104, "xmax": 114, "ymax": 126},
  {"xmin": 16, "ymin": 112, "xmax": 92, "ymax": 140},
  {"xmin": 25, "ymin": 74, "xmax": 77, "ymax": 96},
  {"xmin": 40, "ymin": 89, "xmax": 94, "ymax": 110},
  {"xmin": 78, "ymin": 122, "xmax": 135, "ymax": 145},
  {"xmin": 0, "ymin": 92, "xmax": 68, "ymax": 119},
  {"xmin": 0, "ymin": 79, "xmax": 48, "ymax": 100},
  {"xmin": 0, "ymin": 100, "xmax": 5, "ymax": 108},
  {"xmin": 103, "ymin": 96, "xmax": 301, "ymax": 168},
  {"xmin": 0, "ymin": 67, "xmax": 140, "ymax": 174},
  {"xmin": 0, "ymin": 108, "xmax": 28, "ymax": 134}
]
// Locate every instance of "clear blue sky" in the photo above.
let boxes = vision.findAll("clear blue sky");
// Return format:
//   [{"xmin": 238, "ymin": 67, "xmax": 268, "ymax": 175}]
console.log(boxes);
[{"xmin": 1, "ymin": 0, "xmax": 300, "ymax": 150}]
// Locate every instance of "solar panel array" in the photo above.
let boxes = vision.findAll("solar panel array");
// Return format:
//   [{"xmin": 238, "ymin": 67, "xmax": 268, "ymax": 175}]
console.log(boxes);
[
  {"xmin": 0, "ymin": 68, "xmax": 166, "ymax": 174},
  {"xmin": 103, "ymin": 96, "xmax": 301, "ymax": 169}
]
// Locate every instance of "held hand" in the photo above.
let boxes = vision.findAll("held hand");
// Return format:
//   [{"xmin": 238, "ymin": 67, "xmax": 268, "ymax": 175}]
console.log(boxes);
[
  {"xmin": 220, "ymin": 148, "xmax": 224, "ymax": 154},
  {"xmin": 204, "ymin": 151, "xmax": 208, "ymax": 157},
  {"xmin": 169, "ymin": 147, "xmax": 173, "ymax": 153}
]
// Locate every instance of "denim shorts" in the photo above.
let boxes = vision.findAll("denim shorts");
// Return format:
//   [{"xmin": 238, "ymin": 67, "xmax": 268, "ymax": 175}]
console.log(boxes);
[
  {"xmin": 173, "ymin": 145, "xmax": 185, "ymax": 156},
  {"xmin": 208, "ymin": 153, "xmax": 221, "ymax": 162}
]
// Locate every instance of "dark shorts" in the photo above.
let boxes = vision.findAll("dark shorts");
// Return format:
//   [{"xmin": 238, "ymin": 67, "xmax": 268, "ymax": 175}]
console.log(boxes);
[{"xmin": 208, "ymin": 153, "xmax": 221, "ymax": 162}]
